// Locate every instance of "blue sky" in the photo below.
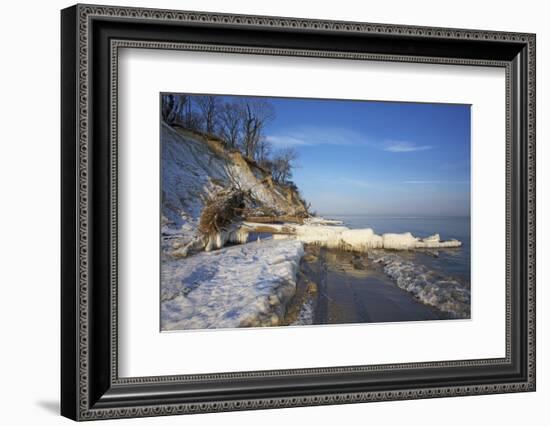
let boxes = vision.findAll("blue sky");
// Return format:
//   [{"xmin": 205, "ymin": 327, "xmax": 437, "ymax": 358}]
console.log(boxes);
[{"xmin": 226, "ymin": 95, "xmax": 470, "ymax": 217}]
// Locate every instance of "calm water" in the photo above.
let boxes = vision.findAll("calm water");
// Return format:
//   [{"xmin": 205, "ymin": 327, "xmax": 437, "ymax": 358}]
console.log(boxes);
[{"xmin": 327, "ymin": 215, "xmax": 471, "ymax": 284}]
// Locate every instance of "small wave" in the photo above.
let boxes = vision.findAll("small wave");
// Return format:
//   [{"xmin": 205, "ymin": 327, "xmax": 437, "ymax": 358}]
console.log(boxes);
[{"xmin": 369, "ymin": 252, "xmax": 470, "ymax": 319}]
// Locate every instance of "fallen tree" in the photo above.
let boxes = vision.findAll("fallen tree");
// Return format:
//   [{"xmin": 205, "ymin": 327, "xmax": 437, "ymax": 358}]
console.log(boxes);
[
  {"xmin": 198, "ymin": 188, "xmax": 245, "ymax": 236},
  {"xmin": 173, "ymin": 214, "xmax": 461, "ymax": 258},
  {"xmin": 171, "ymin": 188, "xmax": 245, "ymax": 257},
  {"xmin": 170, "ymin": 185, "xmax": 460, "ymax": 258}
]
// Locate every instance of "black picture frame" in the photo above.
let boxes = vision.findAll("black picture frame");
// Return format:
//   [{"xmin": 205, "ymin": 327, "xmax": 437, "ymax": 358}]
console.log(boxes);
[{"xmin": 61, "ymin": 4, "xmax": 536, "ymax": 421}]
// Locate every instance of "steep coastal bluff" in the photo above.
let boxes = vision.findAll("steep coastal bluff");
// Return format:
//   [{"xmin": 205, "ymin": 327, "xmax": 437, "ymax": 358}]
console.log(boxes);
[
  {"xmin": 161, "ymin": 122, "xmax": 308, "ymax": 254},
  {"xmin": 161, "ymin": 122, "xmax": 310, "ymax": 329}
]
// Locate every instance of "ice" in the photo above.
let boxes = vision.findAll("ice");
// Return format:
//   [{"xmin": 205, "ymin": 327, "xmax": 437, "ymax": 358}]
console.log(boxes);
[
  {"xmin": 303, "ymin": 217, "xmax": 344, "ymax": 226},
  {"xmin": 244, "ymin": 221, "xmax": 460, "ymax": 253},
  {"xmin": 370, "ymin": 252, "xmax": 470, "ymax": 318},
  {"xmin": 161, "ymin": 239, "xmax": 304, "ymax": 330},
  {"xmin": 381, "ymin": 232, "xmax": 419, "ymax": 249}
]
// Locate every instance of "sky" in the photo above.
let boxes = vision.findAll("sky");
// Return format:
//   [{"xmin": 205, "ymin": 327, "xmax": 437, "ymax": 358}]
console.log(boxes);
[{"xmin": 224, "ymin": 95, "xmax": 471, "ymax": 217}]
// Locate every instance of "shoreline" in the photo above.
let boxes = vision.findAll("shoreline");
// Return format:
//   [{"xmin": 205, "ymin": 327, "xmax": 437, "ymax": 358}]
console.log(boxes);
[
  {"xmin": 284, "ymin": 245, "xmax": 448, "ymax": 326},
  {"xmin": 161, "ymin": 232, "xmax": 470, "ymax": 331}
]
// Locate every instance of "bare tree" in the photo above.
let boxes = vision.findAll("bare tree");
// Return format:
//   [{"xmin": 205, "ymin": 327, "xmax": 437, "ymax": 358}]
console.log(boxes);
[
  {"xmin": 166, "ymin": 95, "xmax": 280, "ymax": 170},
  {"xmin": 271, "ymin": 148, "xmax": 298, "ymax": 183},
  {"xmin": 195, "ymin": 95, "xmax": 220, "ymax": 134},
  {"xmin": 180, "ymin": 96, "xmax": 199, "ymax": 130},
  {"xmin": 161, "ymin": 94, "xmax": 187, "ymax": 125},
  {"xmin": 239, "ymin": 99, "xmax": 275, "ymax": 159},
  {"xmin": 218, "ymin": 102, "xmax": 242, "ymax": 148},
  {"xmin": 255, "ymin": 136, "xmax": 272, "ymax": 168}
]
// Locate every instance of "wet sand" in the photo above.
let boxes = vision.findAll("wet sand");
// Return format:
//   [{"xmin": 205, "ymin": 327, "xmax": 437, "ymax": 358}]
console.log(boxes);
[{"xmin": 285, "ymin": 246, "xmax": 445, "ymax": 325}]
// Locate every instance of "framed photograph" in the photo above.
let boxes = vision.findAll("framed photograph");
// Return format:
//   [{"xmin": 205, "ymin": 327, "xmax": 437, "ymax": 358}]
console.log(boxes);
[{"xmin": 61, "ymin": 4, "xmax": 536, "ymax": 421}]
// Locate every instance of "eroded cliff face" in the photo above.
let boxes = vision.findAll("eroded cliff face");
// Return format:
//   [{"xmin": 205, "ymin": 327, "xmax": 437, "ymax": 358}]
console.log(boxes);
[{"xmin": 161, "ymin": 122, "xmax": 307, "ymax": 251}]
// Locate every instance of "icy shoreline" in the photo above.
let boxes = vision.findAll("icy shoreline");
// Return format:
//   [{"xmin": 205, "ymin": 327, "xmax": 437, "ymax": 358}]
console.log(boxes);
[
  {"xmin": 172, "ymin": 219, "xmax": 462, "ymax": 258},
  {"xmin": 161, "ymin": 235, "xmax": 469, "ymax": 330},
  {"xmin": 369, "ymin": 251, "xmax": 470, "ymax": 318},
  {"xmin": 242, "ymin": 222, "xmax": 461, "ymax": 251}
]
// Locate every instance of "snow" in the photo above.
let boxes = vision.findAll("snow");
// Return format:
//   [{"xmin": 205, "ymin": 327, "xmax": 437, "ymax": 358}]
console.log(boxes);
[
  {"xmin": 161, "ymin": 239, "xmax": 304, "ymax": 330},
  {"xmin": 161, "ymin": 123, "xmax": 229, "ymax": 247},
  {"xmin": 370, "ymin": 252, "xmax": 471, "ymax": 318},
  {"xmin": 160, "ymin": 124, "xmax": 308, "ymax": 330}
]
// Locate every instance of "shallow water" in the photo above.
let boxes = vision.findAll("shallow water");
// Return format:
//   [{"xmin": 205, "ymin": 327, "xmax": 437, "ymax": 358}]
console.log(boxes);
[
  {"xmin": 286, "ymin": 246, "xmax": 448, "ymax": 326},
  {"xmin": 286, "ymin": 215, "xmax": 472, "ymax": 321}
]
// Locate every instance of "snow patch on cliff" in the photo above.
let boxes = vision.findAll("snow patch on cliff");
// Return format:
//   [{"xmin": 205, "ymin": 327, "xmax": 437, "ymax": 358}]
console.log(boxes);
[
  {"xmin": 161, "ymin": 122, "xmax": 302, "ymax": 251},
  {"xmin": 162, "ymin": 124, "xmax": 228, "ymax": 246}
]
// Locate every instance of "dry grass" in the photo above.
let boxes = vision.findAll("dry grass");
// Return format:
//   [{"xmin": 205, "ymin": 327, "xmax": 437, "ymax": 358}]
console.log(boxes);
[{"xmin": 198, "ymin": 188, "xmax": 245, "ymax": 236}]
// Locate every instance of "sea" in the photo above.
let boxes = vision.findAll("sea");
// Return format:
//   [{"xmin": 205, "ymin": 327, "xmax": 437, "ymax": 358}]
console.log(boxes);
[{"xmin": 326, "ymin": 215, "xmax": 471, "ymax": 284}]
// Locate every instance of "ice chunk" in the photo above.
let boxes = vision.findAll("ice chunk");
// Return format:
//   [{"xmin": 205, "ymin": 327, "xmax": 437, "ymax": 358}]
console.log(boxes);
[
  {"xmin": 242, "ymin": 221, "xmax": 459, "ymax": 253},
  {"xmin": 382, "ymin": 232, "xmax": 419, "ymax": 250}
]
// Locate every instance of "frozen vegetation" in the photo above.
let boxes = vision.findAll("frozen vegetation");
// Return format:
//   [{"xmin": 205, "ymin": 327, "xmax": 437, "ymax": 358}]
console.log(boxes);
[{"xmin": 161, "ymin": 239, "xmax": 304, "ymax": 330}]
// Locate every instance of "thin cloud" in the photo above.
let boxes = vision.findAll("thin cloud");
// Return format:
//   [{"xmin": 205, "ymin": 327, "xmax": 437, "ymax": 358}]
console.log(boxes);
[
  {"xmin": 266, "ymin": 131, "xmax": 434, "ymax": 154},
  {"xmin": 265, "ymin": 135, "xmax": 312, "ymax": 147},
  {"xmin": 266, "ymin": 127, "xmax": 366, "ymax": 148},
  {"xmin": 383, "ymin": 140, "xmax": 433, "ymax": 153}
]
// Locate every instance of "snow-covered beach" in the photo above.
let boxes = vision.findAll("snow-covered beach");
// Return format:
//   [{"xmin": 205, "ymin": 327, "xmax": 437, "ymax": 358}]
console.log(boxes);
[
  {"xmin": 161, "ymin": 232, "xmax": 469, "ymax": 330},
  {"xmin": 161, "ymin": 239, "xmax": 304, "ymax": 330}
]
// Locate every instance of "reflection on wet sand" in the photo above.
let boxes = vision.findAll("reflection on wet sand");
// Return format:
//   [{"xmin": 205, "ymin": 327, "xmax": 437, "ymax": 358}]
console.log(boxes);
[{"xmin": 284, "ymin": 246, "xmax": 447, "ymax": 326}]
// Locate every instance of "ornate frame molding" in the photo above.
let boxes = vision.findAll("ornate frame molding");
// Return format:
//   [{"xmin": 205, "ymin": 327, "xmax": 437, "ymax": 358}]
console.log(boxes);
[{"xmin": 61, "ymin": 4, "xmax": 536, "ymax": 421}]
